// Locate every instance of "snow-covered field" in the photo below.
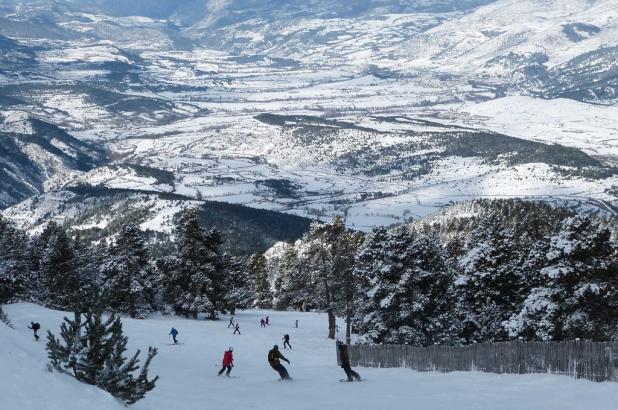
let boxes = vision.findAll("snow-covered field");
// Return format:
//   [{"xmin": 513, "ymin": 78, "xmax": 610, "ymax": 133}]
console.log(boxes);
[{"xmin": 1, "ymin": 303, "xmax": 617, "ymax": 410}]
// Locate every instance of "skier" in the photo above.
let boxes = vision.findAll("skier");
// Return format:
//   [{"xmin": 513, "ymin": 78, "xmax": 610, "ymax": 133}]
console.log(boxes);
[
  {"xmin": 268, "ymin": 345, "xmax": 291, "ymax": 380},
  {"xmin": 233, "ymin": 323, "xmax": 241, "ymax": 335},
  {"xmin": 295, "ymin": 320, "xmax": 298, "ymax": 328},
  {"xmin": 227, "ymin": 316, "xmax": 235, "ymax": 328},
  {"xmin": 27, "ymin": 322, "xmax": 41, "ymax": 341},
  {"xmin": 265, "ymin": 316, "xmax": 270, "ymax": 326},
  {"xmin": 169, "ymin": 327, "xmax": 179, "ymax": 344},
  {"xmin": 260, "ymin": 318, "xmax": 266, "ymax": 328},
  {"xmin": 283, "ymin": 334, "xmax": 292, "ymax": 349},
  {"xmin": 217, "ymin": 347, "xmax": 234, "ymax": 377},
  {"xmin": 337, "ymin": 341, "xmax": 361, "ymax": 382}
]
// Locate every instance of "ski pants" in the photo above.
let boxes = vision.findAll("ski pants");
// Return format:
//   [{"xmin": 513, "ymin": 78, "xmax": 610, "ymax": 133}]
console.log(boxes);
[
  {"xmin": 283, "ymin": 341, "xmax": 292, "ymax": 349},
  {"xmin": 171, "ymin": 335, "xmax": 177, "ymax": 343},
  {"xmin": 270, "ymin": 362, "xmax": 290, "ymax": 380},
  {"xmin": 342, "ymin": 363, "xmax": 360, "ymax": 381},
  {"xmin": 218, "ymin": 364, "xmax": 232, "ymax": 376}
]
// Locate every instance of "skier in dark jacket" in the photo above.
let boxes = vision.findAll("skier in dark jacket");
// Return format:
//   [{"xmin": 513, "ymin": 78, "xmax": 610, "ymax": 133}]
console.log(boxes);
[
  {"xmin": 260, "ymin": 318, "xmax": 266, "ymax": 328},
  {"xmin": 283, "ymin": 334, "xmax": 292, "ymax": 349},
  {"xmin": 337, "ymin": 341, "xmax": 361, "ymax": 382},
  {"xmin": 27, "ymin": 322, "xmax": 41, "ymax": 341},
  {"xmin": 169, "ymin": 327, "xmax": 179, "ymax": 344},
  {"xmin": 218, "ymin": 347, "xmax": 234, "ymax": 377},
  {"xmin": 233, "ymin": 323, "xmax": 241, "ymax": 335},
  {"xmin": 268, "ymin": 345, "xmax": 291, "ymax": 380},
  {"xmin": 227, "ymin": 317, "xmax": 235, "ymax": 328}
]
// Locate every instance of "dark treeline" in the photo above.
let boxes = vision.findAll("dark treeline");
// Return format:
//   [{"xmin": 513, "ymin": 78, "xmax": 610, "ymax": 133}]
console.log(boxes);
[
  {"xmin": 0, "ymin": 207, "xmax": 254, "ymax": 320},
  {"xmin": 263, "ymin": 200, "xmax": 618, "ymax": 345},
  {"xmin": 1, "ymin": 199, "xmax": 617, "ymax": 345}
]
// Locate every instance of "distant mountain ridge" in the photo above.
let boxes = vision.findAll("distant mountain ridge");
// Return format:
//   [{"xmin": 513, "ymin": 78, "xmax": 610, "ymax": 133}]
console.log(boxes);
[{"xmin": 0, "ymin": 0, "xmax": 616, "ymax": 235}]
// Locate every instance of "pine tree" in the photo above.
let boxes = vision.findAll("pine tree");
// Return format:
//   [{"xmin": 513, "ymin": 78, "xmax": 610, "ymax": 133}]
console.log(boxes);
[
  {"xmin": 0, "ymin": 305, "xmax": 13, "ymax": 328},
  {"xmin": 273, "ymin": 244, "xmax": 307, "ymax": 311},
  {"xmin": 73, "ymin": 234, "xmax": 104, "ymax": 311},
  {"xmin": 0, "ymin": 216, "xmax": 29, "ymax": 303},
  {"xmin": 250, "ymin": 254, "xmax": 272, "ymax": 309},
  {"xmin": 46, "ymin": 308, "xmax": 158, "ymax": 404},
  {"xmin": 300, "ymin": 217, "xmax": 363, "ymax": 339},
  {"xmin": 223, "ymin": 255, "xmax": 254, "ymax": 315},
  {"xmin": 354, "ymin": 226, "xmax": 459, "ymax": 346},
  {"xmin": 101, "ymin": 225, "xmax": 156, "ymax": 318},
  {"xmin": 37, "ymin": 223, "xmax": 80, "ymax": 310},
  {"xmin": 510, "ymin": 216, "xmax": 618, "ymax": 341},
  {"xmin": 455, "ymin": 217, "xmax": 528, "ymax": 343},
  {"xmin": 163, "ymin": 207, "xmax": 226, "ymax": 319}
]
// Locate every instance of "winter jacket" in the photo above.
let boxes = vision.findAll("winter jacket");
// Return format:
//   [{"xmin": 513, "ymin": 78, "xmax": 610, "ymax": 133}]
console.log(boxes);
[
  {"xmin": 170, "ymin": 328, "xmax": 178, "ymax": 337},
  {"xmin": 338, "ymin": 344, "xmax": 350, "ymax": 367},
  {"xmin": 223, "ymin": 351, "xmax": 234, "ymax": 367},
  {"xmin": 268, "ymin": 348, "xmax": 288, "ymax": 365}
]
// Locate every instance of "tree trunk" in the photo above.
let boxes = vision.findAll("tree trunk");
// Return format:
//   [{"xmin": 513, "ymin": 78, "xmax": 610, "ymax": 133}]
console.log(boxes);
[
  {"xmin": 327, "ymin": 308, "xmax": 336, "ymax": 339},
  {"xmin": 345, "ymin": 305, "xmax": 352, "ymax": 345}
]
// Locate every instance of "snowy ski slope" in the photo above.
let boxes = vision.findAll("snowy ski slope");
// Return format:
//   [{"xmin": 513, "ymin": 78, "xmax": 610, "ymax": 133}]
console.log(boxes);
[{"xmin": 2, "ymin": 303, "xmax": 617, "ymax": 410}]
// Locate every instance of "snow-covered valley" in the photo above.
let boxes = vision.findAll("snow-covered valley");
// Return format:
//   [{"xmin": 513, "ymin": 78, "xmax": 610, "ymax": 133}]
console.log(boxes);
[
  {"xmin": 0, "ymin": 0, "xmax": 617, "ymax": 235},
  {"xmin": 2, "ymin": 303, "xmax": 617, "ymax": 410}
]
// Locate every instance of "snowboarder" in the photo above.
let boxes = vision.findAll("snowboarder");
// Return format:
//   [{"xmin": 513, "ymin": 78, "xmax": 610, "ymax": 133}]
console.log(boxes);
[
  {"xmin": 260, "ymin": 318, "xmax": 266, "ymax": 328},
  {"xmin": 169, "ymin": 327, "xmax": 179, "ymax": 344},
  {"xmin": 233, "ymin": 323, "xmax": 241, "ymax": 335},
  {"xmin": 218, "ymin": 347, "xmax": 234, "ymax": 377},
  {"xmin": 227, "ymin": 317, "xmax": 235, "ymax": 328},
  {"xmin": 265, "ymin": 316, "xmax": 270, "ymax": 326},
  {"xmin": 27, "ymin": 322, "xmax": 41, "ymax": 341},
  {"xmin": 268, "ymin": 345, "xmax": 291, "ymax": 380},
  {"xmin": 283, "ymin": 334, "xmax": 292, "ymax": 349},
  {"xmin": 337, "ymin": 341, "xmax": 361, "ymax": 382}
]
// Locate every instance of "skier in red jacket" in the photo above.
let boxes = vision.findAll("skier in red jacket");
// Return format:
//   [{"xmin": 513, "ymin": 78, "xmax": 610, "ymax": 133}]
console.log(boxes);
[{"xmin": 218, "ymin": 347, "xmax": 234, "ymax": 377}]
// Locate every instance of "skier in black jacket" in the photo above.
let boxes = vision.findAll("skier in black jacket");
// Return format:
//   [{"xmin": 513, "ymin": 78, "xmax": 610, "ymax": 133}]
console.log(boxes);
[
  {"xmin": 268, "ymin": 345, "xmax": 291, "ymax": 380},
  {"xmin": 283, "ymin": 334, "xmax": 292, "ymax": 349},
  {"xmin": 337, "ymin": 341, "xmax": 361, "ymax": 382},
  {"xmin": 27, "ymin": 322, "xmax": 41, "ymax": 341}
]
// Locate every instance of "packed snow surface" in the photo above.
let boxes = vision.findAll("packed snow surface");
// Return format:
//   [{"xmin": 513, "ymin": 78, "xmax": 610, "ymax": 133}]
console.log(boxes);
[{"xmin": 2, "ymin": 303, "xmax": 617, "ymax": 410}]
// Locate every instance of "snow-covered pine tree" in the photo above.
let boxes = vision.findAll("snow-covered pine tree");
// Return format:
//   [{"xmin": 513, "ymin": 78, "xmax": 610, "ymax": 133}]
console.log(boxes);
[
  {"xmin": 37, "ymin": 223, "xmax": 80, "ymax": 310},
  {"xmin": 271, "ymin": 245, "xmax": 302, "ymax": 310},
  {"xmin": 354, "ymin": 226, "xmax": 459, "ymax": 346},
  {"xmin": 223, "ymin": 255, "xmax": 254, "ymax": 315},
  {"xmin": 101, "ymin": 224, "xmax": 157, "ymax": 318},
  {"xmin": 72, "ymin": 234, "xmax": 105, "ymax": 312},
  {"xmin": 510, "ymin": 216, "xmax": 618, "ymax": 341},
  {"xmin": 46, "ymin": 308, "xmax": 158, "ymax": 405},
  {"xmin": 0, "ymin": 216, "xmax": 29, "ymax": 303},
  {"xmin": 164, "ymin": 207, "xmax": 226, "ymax": 319},
  {"xmin": 250, "ymin": 254, "xmax": 272, "ymax": 309},
  {"xmin": 0, "ymin": 305, "xmax": 13, "ymax": 328},
  {"xmin": 301, "ymin": 216, "xmax": 363, "ymax": 339},
  {"xmin": 455, "ymin": 216, "xmax": 529, "ymax": 343}
]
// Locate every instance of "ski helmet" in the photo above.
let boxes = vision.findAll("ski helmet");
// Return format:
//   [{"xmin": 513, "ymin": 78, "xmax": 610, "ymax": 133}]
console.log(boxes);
[{"xmin": 229, "ymin": 347, "xmax": 233, "ymax": 352}]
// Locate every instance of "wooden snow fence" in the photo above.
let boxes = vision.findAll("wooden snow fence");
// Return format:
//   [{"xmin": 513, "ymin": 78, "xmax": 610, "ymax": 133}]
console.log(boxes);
[{"xmin": 341, "ymin": 341, "xmax": 618, "ymax": 382}]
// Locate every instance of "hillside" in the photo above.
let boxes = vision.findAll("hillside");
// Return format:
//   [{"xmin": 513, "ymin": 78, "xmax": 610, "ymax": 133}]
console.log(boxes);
[
  {"xmin": 0, "ymin": 0, "xmax": 616, "ymax": 231},
  {"xmin": 2, "ymin": 303, "xmax": 617, "ymax": 410},
  {"xmin": 2, "ymin": 186, "xmax": 313, "ymax": 255}
]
